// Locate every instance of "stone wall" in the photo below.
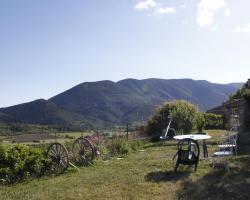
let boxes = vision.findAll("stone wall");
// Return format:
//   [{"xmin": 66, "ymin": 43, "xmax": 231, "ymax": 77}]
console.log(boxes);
[
  {"xmin": 247, "ymin": 79, "xmax": 250, "ymax": 88},
  {"xmin": 207, "ymin": 99, "xmax": 244, "ymax": 129}
]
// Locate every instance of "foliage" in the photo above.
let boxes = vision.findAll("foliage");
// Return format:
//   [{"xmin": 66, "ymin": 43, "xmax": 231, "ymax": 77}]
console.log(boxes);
[
  {"xmin": 242, "ymin": 88, "xmax": 250, "ymax": 100},
  {"xmin": 108, "ymin": 139, "xmax": 144, "ymax": 157},
  {"xmin": 0, "ymin": 130, "xmax": 243, "ymax": 200},
  {"xmin": 98, "ymin": 144, "xmax": 110, "ymax": 159},
  {"xmin": 228, "ymin": 88, "xmax": 244, "ymax": 101},
  {"xmin": 0, "ymin": 144, "xmax": 52, "ymax": 184},
  {"xmin": 170, "ymin": 100, "xmax": 198, "ymax": 133},
  {"xmin": 203, "ymin": 113, "xmax": 224, "ymax": 130},
  {"xmin": 242, "ymin": 89, "xmax": 250, "ymax": 131},
  {"xmin": 0, "ymin": 122, "xmax": 57, "ymax": 136},
  {"xmin": 230, "ymin": 83, "xmax": 250, "ymax": 131},
  {"xmin": 195, "ymin": 112, "xmax": 206, "ymax": 132},
  {"xmin": 146, "ymin": 100, "xmax": 199, "ymax": 135},
  {"xmin": 110, "ymin": 140, "xmax": 131, "ymax": 156},
  {"xmin": 146, "ymin": 100, "xmax": 226, "ymax": 136},
  {"xmin": 129, "ymin": 140, "xmax": 144, "ymax": 151},
  {"xmin": 229, "ymin": 82, "xmax": 250, "ymax": 101}
]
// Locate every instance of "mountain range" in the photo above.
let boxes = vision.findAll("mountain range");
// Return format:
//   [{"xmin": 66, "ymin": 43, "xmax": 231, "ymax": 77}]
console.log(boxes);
[{"xmin": 0, "ymin": 78, "xmax": 243, "ymax": 127}]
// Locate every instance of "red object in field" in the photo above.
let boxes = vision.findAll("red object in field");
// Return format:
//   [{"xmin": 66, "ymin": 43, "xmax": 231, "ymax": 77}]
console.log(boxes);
[{"xmin": 84, "ymin": 131, "xmax": 102, "ymax": 145}]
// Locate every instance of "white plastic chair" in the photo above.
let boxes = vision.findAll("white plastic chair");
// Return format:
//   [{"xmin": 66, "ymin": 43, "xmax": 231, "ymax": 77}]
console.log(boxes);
[{"xmin": 214, "ymin": 133, "xmax": 237, "ymax": 157}]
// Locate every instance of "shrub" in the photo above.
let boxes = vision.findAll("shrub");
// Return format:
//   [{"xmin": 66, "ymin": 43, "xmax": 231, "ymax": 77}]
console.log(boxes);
[
  {"xmin": 98, "ymin": 144, "xmax": 110, "ymax": 156},
  {"xmin": 0, "ymin": 144, "xmax": 51, "ymax": 184},
  {"xmin": 111, "ymin": 140, "xmax": 131, "ymax": 156},
  {"xmin": 195, "ymin": 112, "xmax": 206, "ymax": 132},
  {"xmin": 227, "ymin": 83, "xmax": 250, "ymax": 131},
  {"xmin": 242, "ymin": 89, "xmax": 250, "ymax": 131},
  {"xmin": 108, "ymin": 139, "xmax": 145, "ymax": 157},
  {"xmin": 146, "ymin": 100, "xmax": 198, "ymax": 135},
  {"xmin": 130, "ymin": 140, "xmax": 143, "ymax": 151},
  {"xmin": 203, "ymin": 113, "xmax": 224, "ymax": 130}
]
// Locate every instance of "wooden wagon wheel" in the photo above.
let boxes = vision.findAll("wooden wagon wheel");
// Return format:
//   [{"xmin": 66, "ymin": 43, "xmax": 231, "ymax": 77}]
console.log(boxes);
[
  {"xmin": 72, "ymin": 137, "xmax": 95, "ymax": 165},
  {"xmin": 47, "ymin": 142, "xmax": 69, "ymax": 173}
]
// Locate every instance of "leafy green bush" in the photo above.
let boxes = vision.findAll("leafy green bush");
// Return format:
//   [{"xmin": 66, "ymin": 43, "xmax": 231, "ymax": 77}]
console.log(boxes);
[
  {"xmin": 98, "ymin": 144, "xmax": 110, "ymax": 157},
  {"xmin": 146, "ymin": 100, "xmax": 198, "ymax": 135},
  {"xmin": 130, "ymin": 140, "xmax": 143, "ymax": 151},
  {"xmin": 227, "ymin": 82, "xmax": 250, "ymax": 131},
  {"xmin": 108, "ymin": 139, "xmax": 144, "ymax": 157},
  {"xmin": 242, "ymin": 89, "xmax": 250, "ymax": 131},
  {"xmin": 111, "ymin": 140, "xmax": 131, "ymax": 156},
  {"xmin": 96, "ymin": 138, "xmax": 145, "ymax": 159},
  {"xmin": 0, "ymin": 144, "xmax": 51, "ymax": 184},
  {"xmin": 242, "ymin": 88, "xmax": 250, "ymax": 100},
  {"xmin": 203, "ymin": 113, "xmax": 224, "ymax": 129},
  {"xmin": 195, "ymin": 112, "xmax": 206, "ymax": 132}
]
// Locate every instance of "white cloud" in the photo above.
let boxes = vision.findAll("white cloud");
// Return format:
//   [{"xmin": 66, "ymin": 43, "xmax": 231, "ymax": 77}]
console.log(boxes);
[
  {"xmin": 224, "ymin": 9, "xmax": 231, "ymax": 17},
  {"xmin": 135, "ymin": 0, "xmax": 176, "ymax": 16},
  {"xmin": 135, "ymin": 0, "xmax": 157, "ymax": 10},
  {"xmin": 233, "ymin": 23, "xmax": 250, "ymax": 34},
  {"xmin": 154, "ymin": 7, "xmax": 176, "ymax": 15},
  {"xmin": 197, "ymin": 0, "xmax": 226, "ymax": 27}
]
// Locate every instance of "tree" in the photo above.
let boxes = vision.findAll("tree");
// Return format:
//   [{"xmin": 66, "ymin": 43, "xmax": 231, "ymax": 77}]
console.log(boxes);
[
  {"xmin": 195, "ymin": 112, "xmax": 205, "ymax": 132},
  {"xmin": 242, "ymin": 88, "xmax": 250, "ymax": 131},
  {"xmin": 203, "ymin": 113, "xmax": 224, "ymax": 130},
  {"xmin": 146, "ymin": 100, "xmax": 198, "ymax": 135}
]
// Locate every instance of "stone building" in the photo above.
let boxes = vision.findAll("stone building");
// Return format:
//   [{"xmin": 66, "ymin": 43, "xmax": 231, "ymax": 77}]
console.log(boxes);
[
  {"xmin": 247, "ymin": 78, "xmax": 250, "ymax": 88},
  {"xmin": 207, "ymin": 79, "xmax": 250, "ymax": 129},
  {"xmin": 207, "ymin": 99, "xmax": 244, "ymax": 129}
]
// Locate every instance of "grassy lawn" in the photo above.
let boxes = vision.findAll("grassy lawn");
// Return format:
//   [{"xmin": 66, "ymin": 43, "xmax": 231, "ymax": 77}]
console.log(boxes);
[
  {"xmin": 0, "ymin": 130, "xmax": 249, "ymax": 200},
  {"xmin": 0, "ymin": 141, "xmax": 195, "ymax": 200},
  {"xmin": 55, "ymin": 131, "xmax": 90, "ymax": 138}
]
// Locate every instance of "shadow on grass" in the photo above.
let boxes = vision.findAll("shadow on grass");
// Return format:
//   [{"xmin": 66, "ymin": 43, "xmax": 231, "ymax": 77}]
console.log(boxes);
[
  {"xmin": 144, "ymin": 141, "xmax": 177, "ymax": 149},
  {"xmin": 177, "ymin": 155, "xmax": 250, "ymax": 200},
  {"xmin": 145, "ymin": 170, "xmax": 190, "ymax": 183}
]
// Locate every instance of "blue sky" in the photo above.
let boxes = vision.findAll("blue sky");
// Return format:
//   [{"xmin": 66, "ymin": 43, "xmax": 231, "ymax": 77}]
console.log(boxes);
[{"xmin": 0, "ymin": 0, "xmax": 250, "ymax": 107}]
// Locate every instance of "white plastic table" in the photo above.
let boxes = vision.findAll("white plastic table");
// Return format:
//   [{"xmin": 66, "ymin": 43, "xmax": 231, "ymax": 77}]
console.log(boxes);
[
  {"xmin": 173, "ymin": 134, "xmax": 211, "ymax": 140},
  {"xmin": 173, "ymin": 134, "xmax": 211, "ymax": 157}
]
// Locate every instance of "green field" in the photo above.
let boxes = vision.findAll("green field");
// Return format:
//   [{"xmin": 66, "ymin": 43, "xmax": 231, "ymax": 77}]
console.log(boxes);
[
  {"xmin": 0, "ymin": 129, "xmax": 130, "ymax": 145},
  {"xmin": 0, "ymin": 130, "xmax": 249, "ymax": 200}
]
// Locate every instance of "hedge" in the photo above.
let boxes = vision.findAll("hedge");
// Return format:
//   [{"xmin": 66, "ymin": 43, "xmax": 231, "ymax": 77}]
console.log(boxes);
[{"xmin": 0, "ymin": 144, "xmax": 51, "ymax": 184}]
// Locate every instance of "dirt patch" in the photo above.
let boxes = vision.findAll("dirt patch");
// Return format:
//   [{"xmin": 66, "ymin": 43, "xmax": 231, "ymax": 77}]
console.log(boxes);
[{"xmin": 10, "ymin": 133, "xmax": 55, "ymax": 143}]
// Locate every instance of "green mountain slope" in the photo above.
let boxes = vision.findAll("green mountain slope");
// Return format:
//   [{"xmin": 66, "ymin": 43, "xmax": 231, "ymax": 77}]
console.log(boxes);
[
  {"xmin": 50, "ymin": 78, "xmax": 241, "ymax": 126},
  {"xmin": 0, "ymin": 99, "xmax": 88, "ymax": 126},
  {"xmin": 0, "ymin": 78, "xmax": 242, "ymax": 127}
]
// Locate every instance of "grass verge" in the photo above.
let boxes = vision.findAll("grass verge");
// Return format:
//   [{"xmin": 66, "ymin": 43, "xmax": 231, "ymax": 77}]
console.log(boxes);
[{"xmin": 0, "ymin": 130, "xmax": 249, "ymax": 200}]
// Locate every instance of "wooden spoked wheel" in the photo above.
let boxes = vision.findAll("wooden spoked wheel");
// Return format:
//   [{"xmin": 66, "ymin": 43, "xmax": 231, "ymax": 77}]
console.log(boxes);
[
  {"xmin": 47, "ymin": 142, "xmax": 69, "ymax": 173},
  {"xmin": 72, "ymin": 137, "xmax": 95, "ymax": 165}
]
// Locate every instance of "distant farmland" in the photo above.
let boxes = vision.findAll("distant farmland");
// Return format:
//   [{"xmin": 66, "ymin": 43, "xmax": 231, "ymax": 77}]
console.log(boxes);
[{"xmin": 10, "ymin": 133, "xmax": 55, "ymax": 143}]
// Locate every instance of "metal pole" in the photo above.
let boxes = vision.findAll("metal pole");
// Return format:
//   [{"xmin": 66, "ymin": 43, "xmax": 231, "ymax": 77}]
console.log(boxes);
[{"xmin": 126, "ymin": 124, "xmax": 129, "ymax": 140}]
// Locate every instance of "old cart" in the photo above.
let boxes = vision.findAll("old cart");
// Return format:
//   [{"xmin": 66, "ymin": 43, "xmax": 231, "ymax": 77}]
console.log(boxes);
[{"xmin": 47, "ymin": 132, "xmax": 103, "ymax": 172}]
